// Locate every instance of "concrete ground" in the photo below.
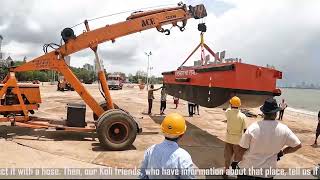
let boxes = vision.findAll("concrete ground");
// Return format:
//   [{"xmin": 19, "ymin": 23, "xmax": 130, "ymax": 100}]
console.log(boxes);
[{"xmin": 0, "ymin": 84, "xmax": 316, "ymax": 179}]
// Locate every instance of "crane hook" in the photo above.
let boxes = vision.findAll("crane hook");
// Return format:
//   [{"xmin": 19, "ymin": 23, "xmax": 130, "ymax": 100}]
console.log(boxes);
[
  {"xmin": 164, "ymin": 29, "xmax": 170, "ymax": 35},
  {"xmin": 157, "ymin": 27, "xmax": 171, "ymax": 35},
  {"xmin": 176, "ymin": 20, "xmax": 187, "ymax": 32}
]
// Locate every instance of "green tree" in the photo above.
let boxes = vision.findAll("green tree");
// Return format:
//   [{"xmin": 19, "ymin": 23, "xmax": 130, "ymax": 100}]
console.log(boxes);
[
  {"xmin": 135, "ymin": 70, "xmax": 147, "ymax": 83},
  {"xmin": 0, "ymin": 67, "xmax": 8, "ymax": 81}
]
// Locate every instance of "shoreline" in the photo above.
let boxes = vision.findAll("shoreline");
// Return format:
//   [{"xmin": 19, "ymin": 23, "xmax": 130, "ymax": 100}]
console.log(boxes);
[{"xmin": 286, "ymin": 107, "xmax": 318, "ymax": 118}]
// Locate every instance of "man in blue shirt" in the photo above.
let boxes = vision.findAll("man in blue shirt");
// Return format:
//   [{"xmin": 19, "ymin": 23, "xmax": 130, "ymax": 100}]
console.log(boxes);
[{"xmin": 139, "ymin": 113, "xmax": 195, "ymax": 179}]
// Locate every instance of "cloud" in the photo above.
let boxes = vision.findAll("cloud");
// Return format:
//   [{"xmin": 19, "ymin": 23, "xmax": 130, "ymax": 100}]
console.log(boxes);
[
  {"xmin": 205, "ymin": 0, "xmax": 320, "ymax": 85},
  {"xmin": 0, "ymin": 0, "xmax": 175, "ymax": 59}
]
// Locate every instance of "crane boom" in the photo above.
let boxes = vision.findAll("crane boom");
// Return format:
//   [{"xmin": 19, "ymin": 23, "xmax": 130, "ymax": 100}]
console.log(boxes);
[
  {"xmin": 0, "ymin": 3, "xmax": 207, "ymax": 150},
  {"xmin": 13, "ymin": 3, "xmax": 207, "ymax": 72},
  {"xmin": 8, "ymin": 3, "xmax": 207, "ymax": 119}
]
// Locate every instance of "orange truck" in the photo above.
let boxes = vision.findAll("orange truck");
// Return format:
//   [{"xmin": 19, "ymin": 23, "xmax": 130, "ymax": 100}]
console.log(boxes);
[
  {"xmin": 107, "ymin": 74, "xmax": 124, "ymax": 90},
  {"xmin": 57, "ymin": 76, "xmax": 75, "ymax": 91}
]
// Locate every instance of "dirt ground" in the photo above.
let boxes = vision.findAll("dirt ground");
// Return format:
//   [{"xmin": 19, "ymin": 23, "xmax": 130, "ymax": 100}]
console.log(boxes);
[{"xmin": 0, "ymin": 83, "xmax": 318, "ymax": 179}]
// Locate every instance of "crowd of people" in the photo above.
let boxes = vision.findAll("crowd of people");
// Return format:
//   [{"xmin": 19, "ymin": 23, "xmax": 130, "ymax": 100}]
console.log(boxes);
[
  {"xmin": 147, "ymin": 84, "xmax": 199, "ymax": 116},
  {"xmin": 141, "ymin": 85, "xmax": 304, "ymax": 179}
]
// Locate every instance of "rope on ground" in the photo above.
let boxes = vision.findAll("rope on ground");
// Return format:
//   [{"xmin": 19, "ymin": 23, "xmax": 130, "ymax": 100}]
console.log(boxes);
[{"xmin": 10, "ymin": 139, "xmax": 107, "ymax": 167}]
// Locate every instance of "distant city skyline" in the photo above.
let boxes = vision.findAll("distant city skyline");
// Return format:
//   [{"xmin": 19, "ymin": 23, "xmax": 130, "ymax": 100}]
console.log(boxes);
[{"xmin": 279, "ymin": 81, "xmax": 320, "ymax": 89}]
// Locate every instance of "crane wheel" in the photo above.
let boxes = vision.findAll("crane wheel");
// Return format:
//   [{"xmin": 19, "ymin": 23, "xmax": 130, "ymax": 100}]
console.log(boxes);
[
  {"xmin": 97, "ymin": 109, "xmax": 137, "ymax": 150},
  {"xmin": 93, "ymin": 102, "xmax": 119, "ymax": 121}
]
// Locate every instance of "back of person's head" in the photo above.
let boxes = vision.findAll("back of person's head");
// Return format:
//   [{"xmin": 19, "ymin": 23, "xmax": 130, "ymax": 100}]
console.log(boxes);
[
  {"xmin": 260, "ymin": 98, "xmax": 281, "ymax": 120},
  {"xmin": 161, "ymin": 113, "xmax": 186, "ymax": 140},
  {"xmin": 264, "ymin": 112, "xmax": 278, "ymax": 120},
  {"xmin": 150, "ymin": 84, "xmax": 154, "ymax": 89},
  {"xmin": 230, "ymin": 96, "xmax": 241, "ymax": 108}
]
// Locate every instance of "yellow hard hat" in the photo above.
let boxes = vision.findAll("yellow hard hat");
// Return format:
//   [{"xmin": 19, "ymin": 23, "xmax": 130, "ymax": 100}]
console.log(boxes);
[
  {"xmin": 161, "ymin": 113, "xmax": 187, "ymax": 138},
  {"xmin": 230, "ymin": 96, "xmax": 241, "ymax": 107}
]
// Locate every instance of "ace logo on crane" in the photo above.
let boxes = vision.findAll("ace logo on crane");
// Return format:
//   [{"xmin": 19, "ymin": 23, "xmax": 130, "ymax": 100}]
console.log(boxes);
[{"xmin": 142, "ymin": 18, "xmax": 155, "ymax": 27}]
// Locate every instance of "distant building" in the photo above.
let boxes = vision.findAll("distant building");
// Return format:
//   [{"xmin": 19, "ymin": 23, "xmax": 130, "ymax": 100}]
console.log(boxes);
[
  {"xmin": 0, "ymin": 34, "xmax": 14, "ymax": 67},
  {"xmin": 83, "ymin": 63, "xmax": 94, "ymax": 71},
  {"xmin": 0, "ymin": 55, "xmax": 13, "ymax": 67},
  {"xmin": 294, "ymin": 81, "xmax": 320, "ymax": 89},
  {"xmin": 0, "ymin": 35, "xmax": 17, "ymax": 67},
  {"xmin": 194, "ymin": 60, "xmax": 202, "ymax": 66},
  {"xmin": 6, "ymin": 56, "xmax": 12, "ymax": 62},
  {"xmin": 23, "ymin": 56, "xmax": 27, "ymax": 63},
  {"xmin": 266, "ymin": 64, "xmax": 275, "ymax": 69}
]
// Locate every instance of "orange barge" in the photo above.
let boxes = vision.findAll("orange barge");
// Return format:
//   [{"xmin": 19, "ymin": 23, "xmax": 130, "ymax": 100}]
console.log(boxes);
[
  {"xmin": 162, "ymin": 62, "xmax": 282, "ymax": 108},
  {"xmin": 162, "ymin": 29, "xmax": 282, "ymax": 108}
]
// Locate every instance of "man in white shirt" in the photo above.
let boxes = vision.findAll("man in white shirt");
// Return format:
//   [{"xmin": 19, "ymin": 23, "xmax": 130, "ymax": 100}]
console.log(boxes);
[
  {"xmin": 278, "ymin": 99, "xmax": 288, "ymax": 120},
  {"xmin": 236, "ymin": 98, "xmax": 302, "ymax": 179}
]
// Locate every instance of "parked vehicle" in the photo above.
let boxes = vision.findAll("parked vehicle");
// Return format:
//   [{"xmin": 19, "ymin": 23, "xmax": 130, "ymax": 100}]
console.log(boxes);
[
  {"xmin": 107, "ymin": 74, "xmax": 124, "ymax": 90},
  {"xmin": 57, "ymin": 76, "xmax": 74, "ymax": 91},
  {"xmin": 32, "ymin": 80, "xmax": 40, "ymax": 84}
]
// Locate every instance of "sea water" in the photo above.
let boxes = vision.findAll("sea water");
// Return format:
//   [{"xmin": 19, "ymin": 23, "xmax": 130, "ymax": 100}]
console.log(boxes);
[{"xmin": 276, "ymin": 88, "xmax": 320, "ymax": 117}]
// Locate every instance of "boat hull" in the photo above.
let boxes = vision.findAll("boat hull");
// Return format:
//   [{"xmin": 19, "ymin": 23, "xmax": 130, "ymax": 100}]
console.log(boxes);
[
  {"xmin": 165, "ymin": 83, "xmax": 273, "ymax": 108},
  {"xmin": 162, "ymin": 63, "xmax": 282, "ymax": 108}
]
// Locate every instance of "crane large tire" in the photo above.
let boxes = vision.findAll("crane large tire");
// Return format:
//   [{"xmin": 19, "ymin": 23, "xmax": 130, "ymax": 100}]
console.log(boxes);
[
  {"xmin": 97, "ymin": 109, "xmax": 137, "ymax": 150},
  {"xmin": 93, "ymin": 102, "xmax": 119, "ymax": 121}
]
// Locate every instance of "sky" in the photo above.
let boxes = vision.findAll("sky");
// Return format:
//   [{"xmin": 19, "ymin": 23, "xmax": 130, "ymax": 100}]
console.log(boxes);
[{"xmin": 0, "ymin": 0, "xmax": 319, "ymax": 86}]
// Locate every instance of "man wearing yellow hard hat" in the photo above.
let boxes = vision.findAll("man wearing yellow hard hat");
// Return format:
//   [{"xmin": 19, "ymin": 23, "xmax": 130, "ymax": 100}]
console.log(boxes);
[
  {"xmin": 224, "ymin": 96, "xmax": 246, "ymax": 174},
  {"xmin": 139, "ymin": 113, "xmax": 195, "ymax": 179}
]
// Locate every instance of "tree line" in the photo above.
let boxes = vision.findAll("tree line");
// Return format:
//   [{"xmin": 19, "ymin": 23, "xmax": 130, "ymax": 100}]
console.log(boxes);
[
  {"xmin": 127, "ymin": 70, "xmax": 163, "ymax": 84},
  {"xmin": 0, "ymin": 61, "xmax": 97, "ymax": 83},
  {"xmin": 0, "ymin": 61, "xmax": 163, "ymax": 84}
]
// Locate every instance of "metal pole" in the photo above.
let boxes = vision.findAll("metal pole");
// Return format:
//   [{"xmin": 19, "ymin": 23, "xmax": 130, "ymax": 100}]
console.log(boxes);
[
  {"xmin": 146, "ymin": 55, "xmax": 150, "ymax": 90},
  {"xmin": 0, "ymin": 35, "xmax": 3, "ymax": 53},
  {"xmin": 149, "ymin": 67, "xmax": 153, "ymax": 84},
  {"xmin": 0, "ymin": 35, "xmax": 3, "ymax": 60},
  {"xmin": 145, "ymin": 51, "xmax": 152, "ymax": 90}
]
